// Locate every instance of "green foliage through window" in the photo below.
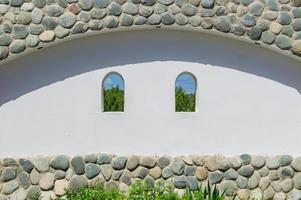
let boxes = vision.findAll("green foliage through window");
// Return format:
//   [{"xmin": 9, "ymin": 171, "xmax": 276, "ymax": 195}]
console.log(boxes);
[
  {"xmin": 175, "ymin": 87, "xmax": 196, "ymax": 112},
  {"xmin": 103, "ymin": 86, "xmax": 124, "ymax": 112}
]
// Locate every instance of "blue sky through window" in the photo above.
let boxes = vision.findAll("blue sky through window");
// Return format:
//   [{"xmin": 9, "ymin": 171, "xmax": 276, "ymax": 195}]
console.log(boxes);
[
  {"xmin": 103, "ymin": 73, "xmax": 124, "ymax": 91},
  {"xmin": 175, "ymin": 73, "xmax": 196, "ymax": 94}
]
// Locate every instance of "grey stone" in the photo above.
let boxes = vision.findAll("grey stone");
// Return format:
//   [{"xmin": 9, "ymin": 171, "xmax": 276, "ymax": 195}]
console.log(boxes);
[
  {"xmin": 17, "ymin": 12, "xmax": 32, "ymax": 24},
  {"xmin": 224, "ymin": 168, "xmax": 238, "ymax": 180},
  {"xmin": 189, "ymin": 15, "xmax": 201, "ymax": 26},
  {"xmin": 184, "ymin": 166, "xmax": 196, "ymax": 176},
  {"xmin": 290, "ymin": 157, "xmax": 301, "ymax": 171},
  {"xmin": 100, "ymin": 164, "xmax": 113, "ymax": 181},
  {"xmin": 112, "ymin": 157, "xmax": 128, "ymax": 170},
  {"xmin": 30, "ymin": 168, "xmax": 40, "ymax": 185},
  {"xmin": 58, "ymin": 12, "xmax": 77, "ymax": 28},
  {"xmin": 79, "ymin": 0, "xmax": 94, "ymax": 10},
  {"xmin": 97, "ymin": 154, "xmax": 112, "ymax": 165},
  {"xmin": 257, "ymin": 20, "xmax": 270, "ymax": 31},
  {"xmin": 266, "ymin": 0, "xmax": 278, "ymax": 10},
  {"xmin": 202, "ymin": 0, "xmax": 214, "ymax": 8},
  {"xmin": 222, "ymin": 180, "xmax": 237, "ymax": 196},
  {"xmin": 11, "ymin": 188, "xmax": 27, "ymax": 200},
  {"xmin": 18, "ymin": 172, "xmax": 31, "ymax": 188},
  {"xmin": 292, "ymin": 8, "xmax": 301, "ymax": 18},
  {"xmin": 29, "ymin": 24, "xmax": 44, "ymax": 35},
  {"xmin": 187, "ymin": 176, "xmax": 198, "ymax": 191},
  {"xmin": 140, "ymin": 156, "xmax": 156, "ymax": 168},
  {"xmin": 158, "ymin": 0, "xmax": 174, "ymax": 5},
  {"xmin": 263, "ymin": 186, "xmax": 275, "ymax": 199},
  {"xmin": 279, "ymin": 167, "xmax": 294, "ymax": 178},
  {"xmin": 154, "ymin": 4, "xmax": 167, "ymax": 14},
  {"xmin": 39, "ymin": 30, "xmax": 55, "ymax": 42},
  {"xmin": 42, "ymin": 16, "xmax": 58, "ymax": 30},
  {"xmin": 2, "ymin": 21, "xmax": 13, "ymax": 33},
  {"xmin": 71, "ymin": 156, "xmax": 85, "ymax": 175},
  {"xmin": 33, "ymin": 0, "xmax": 46, "ymax": 8},
  {"xmin": 209, "ymin": 172, "xmax": 223, "ymax": 184},
  {"xmin": 200, "ymin": 8, "xmax": 215, "ymax": 17},
  {"xmin": 32, "ymin": 8, "xmax": 44, "ymax": 24},
  {"xmin": 0, "ymin": 34, "xmax": 12, "ymax": 46},
  {"xmin": 1, "ymin": 168, "xmax": 16, "ymax": 182},
  {"xmin": 241, "ymin": 0, "xmax": 253, "ymax": 5},
  {"xmin": 19, "ymin": 159, "xmax": 34, "ymax": 173},
  {"xmin": 141, "ymin": 0, "xmax": 156, "ymax": 6},
  {"xmin": 237, "ymin": 176, "xmax": 248, "ymax": 188},
  {"xmin": 261, "ymin": 31, "xmax": 276, "ymax": 44},
  {"xmin": 232, "ymin": 24, "xmax": 245, "ymax": 35},
  {"xmin": 27, "ymin": 186, "xmax": 41, "ymax": 200},
  {"xmin": 214, "ymin": 16, "xmax": 231, "ymax": 32},
  {"xmin": 171, "ymin": 160, "xmax": 185, "ymax": 175},
  {"xmin": 10, "ymin": 0, "xmax": 24, "ymax": 7},
  {"xmin": 241, "ymin": 14, "xmax": 256, "ymax": 27},
  {"xmin": 248, "ymin": 26, "xmax": 263, "ymax": 40},
  {"xmin": 175, "ymin": 13, "xmax": 188, "ymax": 25},
  {"xmin": 248, "ymin": 172, "xmax": 260, "ymax": 189},
  {"xmin": 47, "ymin": 4, "xmax": 64, "ymax": 17},
  {"xmin": 120, "ymin": 171, "xmax": 132, "ymax": 185},
  {"xmin": 112, "ymin": 170, "xmax": 123, "ymax": 180},
  {"xmin": 269, "ymin": 170, "xmax": 280, "ymax": 181},
  {"xmin": 230, "ymin": 157, "xmax": 243, "ymax": 169},
  {"xmin": 2, "ymin": 158, "xmax": 18, "ymax": 167},
  {"xmin": 90, "ymin": 8, "xmax": 106, "ymax": 19},
  {"xmin": 281, "ymin": 25, "xmax": 294, "ymax": 37},
  {"xmin": 69, "ymin": 4, "xmax": 81, "ymax": 15},
  {"xmin": 126, "ymin": 156, "xmax": 140, "ymax": 171},
  {"xmin": 105, "ymin": 180, "xmax": 119, "ymax": 189},
  {"xmin": 278, "ymin": 12, "xmax": 292, "ymax": 25},
  {"xmin": 293, "ymin": 19, "xmax": 301, "ymax": 31},
  {"xmin": 89, "ymin": 20, "xmax": 103, "ymax": 30},
  {"xmin": 145, "ymin": 175, "xmax": 155, "ymax": 187},
  {"xmin": 39, "ymin": 172, "xmax": 55, "ymax": 190},
  {"xmin": 2, "ymin": 180, "xmax": 19, "ymax": 195},
  {"xmin": 54, "ymin": 170, "xmax": 66, "ymax": 179},
  {"xmin": 135, "ymin": 16, "xmax": 147, "ymax": 25},
  {"xmin": 162, "ymin": 167, "xmax": 173, "ymax": 179},
  {"xmin": 132, "ymin": 166, "xmax": 149, "ymax": 178},
  {"xmin": 173, "ymin": 176, "xmax": 186, "ymax": 189},
  {"xmin": 85, "ymin": 163, "xmax": 100, "ymax": 179},
  {"xmin": 294, "ymin": 173, "xmax": 301, "ymax": 189},
  {"xmin": 161, "ymin": 12, "xmax": 175, "ymax": 25},
  {"xmin": 122, "ymin": 2, "xmax": 138, "ymax": 15},
  {"xmin": 69, "ymin": 175, "xmax": 88, "ymax": 191},
  {"xmin": 108, "ymin": 2, "xmax": 122, "ymax": 16},
  {"xmin": 291, "ymin": 0, "xmax": 301, "ymax": 6},
  {"xmin": 238, "ymin": 165, "xmax": 254, "ymax": 178},
  {"xmin": 58, "ymin": 0, "xmax": 68, "ymax": 8},
  {"xmin": 0, "ymin": 46, "xmax": 8, "ymax": 59},
  {"xmin": 95, "ymin": 0, "xmax": 110, "ymax": 8},
  {"xmin": 139, "ymin": 5, "xmax": 153, "ymax": 17},
  {"xmin": 0, "ymin": 4, "xmax": 9, "ymax": 15},
  {"xmin": 259, "ymin": 177, "xmax": 270, "ymax": 191},
  {"xmin": 120, "ymin": 14, "xmax": 134, "ymax": 26},
  {"xmin": 292, "ymin": 41, "xmax": 301, "ymax": 56},
  {"xmin": 9, "ymin": 40, "xmax": 25, "ymax": 53},
  {"xmin": 218, "ymin": 159, "xmax": 231, "ymax": 172},
  {"xmin": 275, "ymin": 34, "xmax": 291, "ymax": 49},
  {"xmin": 104, "ymin": 16, "xmax": 119, "ymax": 28},
  {"xmin": 182, "ymin": 4, "xmax": 197, "ymax": 16},
  {"xmin": 12, "ymin": 25, "xmax": 28, "ymax": 39},
  {"xmin": 281, "ymin": 178, "xmax": 293, "ymax": 192},
  {"xmin": 79, "ymin": 11, "xmax": 91, "ymax": 22},
  {"xmin": 71, "ymin": 21, "xmax": 88, "ymax": 33},
  {"xmin": 50, "ymin": 155, "xmax": 69, "ymax": 171},
  {"xmin": 249, "ymin": 2, "xmax": 264, "ymax": 16}
]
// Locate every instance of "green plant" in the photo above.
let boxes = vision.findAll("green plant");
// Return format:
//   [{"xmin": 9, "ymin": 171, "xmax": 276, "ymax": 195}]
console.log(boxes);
[
  {"xmin": 175, "ymin": 87, "xmax": 196, "ymax": 112},
  {"xmin": 103, "ymin": 86, "xmax": 124, "ymax": 112}
]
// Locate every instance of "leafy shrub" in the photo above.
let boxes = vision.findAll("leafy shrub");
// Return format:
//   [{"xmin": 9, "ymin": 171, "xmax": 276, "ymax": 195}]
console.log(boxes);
[
  {"xmin": 103, "ymin": 87, "xmax": 124, "ymax": 112},
  {"xmin": 175, "ymin": 87, "xmax": 196, "ymax": 112}
]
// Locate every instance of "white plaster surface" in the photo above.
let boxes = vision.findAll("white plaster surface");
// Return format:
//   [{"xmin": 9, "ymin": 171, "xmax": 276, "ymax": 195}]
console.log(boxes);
[{"xmin": 0, "ymin": 30, "xmax": 300, "ymax": 157}]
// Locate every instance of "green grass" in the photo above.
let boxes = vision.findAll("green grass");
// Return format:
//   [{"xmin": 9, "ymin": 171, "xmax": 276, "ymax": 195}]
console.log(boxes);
[{"xmin": 53, "ymin": 181, "xmax": 236, "ymax": 200}]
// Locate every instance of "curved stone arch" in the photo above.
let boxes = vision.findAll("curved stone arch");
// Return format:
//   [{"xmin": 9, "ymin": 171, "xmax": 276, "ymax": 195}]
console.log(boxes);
[{"xmin": 0, "ymin": 0, "xmax": 301, "ymax": 65}]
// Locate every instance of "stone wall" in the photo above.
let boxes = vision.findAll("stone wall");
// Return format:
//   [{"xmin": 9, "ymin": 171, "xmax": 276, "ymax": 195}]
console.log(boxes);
[
  {"xmin": 0, "ymin": 0, "xmax": 301, "ymax": 63},
  {"xmin": 2, "ymin": 154, "xmax": 301, "ymax": 199}
]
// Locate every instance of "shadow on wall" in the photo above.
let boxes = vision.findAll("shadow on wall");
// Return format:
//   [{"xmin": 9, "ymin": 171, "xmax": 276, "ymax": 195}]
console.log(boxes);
[{"xmin": 0, "ymin": 29, "xmax": 300, "ymax": 106}]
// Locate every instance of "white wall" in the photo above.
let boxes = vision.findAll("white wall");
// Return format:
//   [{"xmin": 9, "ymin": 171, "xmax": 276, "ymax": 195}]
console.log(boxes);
[{"xmin": 0, "ymin": 30, "xmax": 301, "ymax": 157}]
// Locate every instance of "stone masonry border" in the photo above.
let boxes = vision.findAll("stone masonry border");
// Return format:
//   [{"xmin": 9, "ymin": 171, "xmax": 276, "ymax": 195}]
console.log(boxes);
[
  {"xmin": 2, "ymin": 154, "xmax": 301, "ymax": 199},
  {"xmin": 0, "ymin": 0, "xmax": 301, "ymax": 65}
]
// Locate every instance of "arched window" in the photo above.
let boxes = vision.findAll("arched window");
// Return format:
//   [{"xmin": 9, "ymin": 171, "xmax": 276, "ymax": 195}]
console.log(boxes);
[
  {"xmin": 175, "ymin": 72, "xmax": 197, "ymax": 112},
  {"xmin": 102, "ymin": 72, "xmax": 124, "ymax": 112}
]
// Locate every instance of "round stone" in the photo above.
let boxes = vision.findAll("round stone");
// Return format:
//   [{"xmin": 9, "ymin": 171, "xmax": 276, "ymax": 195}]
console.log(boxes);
[
  {"xmin": 187, "ymin": 176, "xmax": 198, "ymax": 191},
  {"xmin": 237, "ymin": 189, "xmax": 250, "ymax": 200},
  {"xmin": 33, "ymin": 0, "xmax": 46, "ymax": 8},
  {"xmin": 189, "ymin": 15, "xmax": 201, "ymax": 26},
  {"xmin": 182, "ymin": 4, "xmax": 197, "ymax": 16},
  {"xmin": 218, "ymin": 159, "xmax": 231, "ymax": 172},
  {"xmin": 89, "ymin": 20, "xmax": 103, "ymax": 30},
  {"xmin": 79, "ymin": 0, "xmax": 94, "ymax": 10},
  {"xmin": 292, "ymin": 8, "xmax": 301, "ymax": 18},
  {"xmin": 122, "ymin": 2, "xmax": 138, "ymax": 15},
  {"xmin": 30, "ymin": 169, "xmax": 40, "ymax": 185},
  {"xmin": 12, "ymin": 25, "xmax": 28, "ymax": 39},
  {"xmin": 97, "ymin": 154, "xmax": 112, "ymax": 165},
  {"xmin": 263, "ymin": 186, "xmax": 275, "ymax": 199},
  {"xmin": 120, "ymin": 14, "xmax": 134, "ymax": 26},
  {"xmin": 173, "ymin": 176, "xmax": 186, "ymax": 189},
  {"xmin": 69, "ymin": 175, "xmax": 88, "ymax": 191},
  {"xmin": 248, "ymin": 26, "xmax": 263, "ymax": 40},
  {"xmin": 148, "ymin": 14, "xmax": 161, "ymax": 24},
  {"xmin": 139, "ymin": 5, "xmax": 153, "ymax": 17},
  {"xmin": 162, "ymin": 167, "xmax": 173, "ymax": 179},
  {"xmin": 274, "ymin": 192, "xmax": 286, "ymax": 200},
  {"xmin": 141, "ymin": 0, "xmax": 156, "ymax": 5},
  {"xmin": 18, "ymin": 172, "xmax": 31, "ymax": 188},
  {"xmin": 132, "ymin": 166, "xmax": 149, "ymax": 179},
  {"xmin": 270, "ymin": 22, "xmax": 282, "ymax": 34},
  {"xmin": 149, "ymin": 166, "xmax": 162, "ymax": 179},
  {"xmin": 209, "ymin": 172, "xmax": 223, "ymax": 184},
  {"xmin": 85, "ymin": 163, "xmax": 100, "ymax": 179},
  {"xmin": 59, "ymin": 12, "xmax": 77, "ymax": 28},
  {"xmin": 241, "ymin": 14, "xmax": 256, "ymax": 27},
  {"xmin": 278, "ymin": 12, "xmax": 292, "ymax": 25},
  {"xmin": 32, "ymin": 8, "xmax": 44, "ymax": 24},
  {"xmin": 100, "ymin": 164, "xmax": 113, "ymax": 181},
  {"xmin": 19, "ymin": 159, "xmax": 34, "ymax": 173},
  {"xmin": 259, "ymin": 177, "xmax": 270, "ymax": 191},
  {"xmin": 39, "ymin": 172, "xmax": 55, "ymax": 190},
  {"xmin": 9, "ymin": 40, "xmax": 26, "ymax": 53},
  {"xmin": 224, "ymin": 168, "xmax": 238, "ymax": 180},
  {"xmin": 17, "ymin": 12, "xmax": 32, "ymax": 25},
  {"xmin": 154, "ymin": 4, "xmax": 167, "ymax": 14},
  {"xmin": 237, "ymin": 176, "xmax": 248, "ymax": 188},
  {"xmin": 21, "ymin": 2, "xmax": 33, "ymax": 11},
  {"xmin": 71, "ymin": 156, "xmax": 85, "ymax": 175},
  {"xmin": 50, "ymin": 155, "xmax": 69, "ymax": 171},
  {"xmin": 126, "ymin": 156, "xmax": 140, "ymax": 171},
  {"xmin": 140, "ymin": 156, "xmax": 156, "ymax": 168},
  {"xmin": 269, "ymin": 170, "xmax": 280, "ymax": 181},
  {"xmin": 238, "ymin": 165, "xmax": 254, "ymax": 178},
  {"xmin": 120, "ymin": 171, "xmax": 132, "ymax": 186},
  {"xmin": 0, "ymin": 4, "xmax": 9, "ymax": 14},
  {"xmin": 249, "ymin": 1, "xmax": 264, "ymax": 16},
  {"xmin": 247, "ymin": 172, "xmax": 260, "ymax": 189},
  {"xmin": 79, "ymin": 11, "xmax": 91, "ymax": 22},
  {"xmin": 10, "ymin": 188, "xmax": 27, "ymax": 200},
  {"xmin": 39, "ymin": 31, "xmax": 55, "ymax": 42},
  {"xmin": 295, "ymin": 174, "xmax": 301, "ymax": 189},
  {"xmin": 71, "ymin": 22, "xmax": 88, "ymax": 34},
  {"xmin": 279, "ymin": 167, "xmax": 294, "ymax": 178},
  {"xmin": 230, "ymin": 157, "xmax": 242, "ymax": 169},
  {"xmin": 107, "ymin": 2, "xmax": 122, "ymax": 16},
  {"xmin": 54, "ymin": 179, "xmax": 68, "ymax": 196},
  {"xmin": 135, "ymin": 16, "xmax": 147, "ymax": 25},
  {"xmin": 27, "ymin": 186, "xmax": 41, "ymax": 200},
  {"xmin": 104, "ymin": 16, "xmax": 119, "ymax": 28},
  {"xmin": 1, "ymin": 168, "xmax": 16, "ymax": 182},
  {"xmin": 195, "ymin": 166, "xmax": 207, "ymax": 180},
  {"xmin": 161, "ymin": 12, "xmax": 175, "ymax": 25},
  {"xmin": 158, "ymin": 0, "xmax": 174, "ymax": 5},
  {"xmin": 171, "ymin": 159, "xmax": 185, "ymax": 175},
  {"xmin": 201, "ymin": 0, "xmax": 214, "ymax": 8},
  {"xmin": 282, "ymin": 178, "xmax": 293, "ymax": 192},
  {"xmin": 184, "ymin": 166, "xmax": 196, "ymax": 176},
  {"xmin": 261, "ymin": 31, "xmax": 276, "ymax": 44},
  {"xmin": 275, "ymin": 34, "xmax": 292, "ymax": 50},
  {"xmin": 47, "ymin": 4, "xmax": 64, "ymax": 17},
  {"xmin": 54, "ymin": 170, "xmax": 66, "ymax": 180},
  {"xmin": 2, "ymin": 180, "xmax": 19, "ymax": 195},
  {"xmin": 10, "ymin": 0, "xmax": 23, "ymax": 7},
  {"xmin": 222, "ymin": 180, "xmax": 237, "ymax": 196},
  {"xmin": 266, "ymin": 0, "xmax": 278, "ymax": 10},
  {"xmin": 42, "ymin": 16, "xmax": 58, "ymax": 30},
  {"xmin": 175, "ymin": 13, "xmax": 188, "ymax": 25},
  {"xmin": 95, "ymin": 0, "xmax": 110, "ymax": 8},
  {"xmin": 214, "ymin": 16, "xmax": 231, "ymax": 32},
  {"xmin": 112, "ymin": 157, "xmax": 128, "ymax": 170},
  {"xmin": 90, "ymin": 8, "xmax": 106, "ymax": 19},
  {"xmin": 292, "ymin": 41, "xmax": 301, "ymax": 56}
]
